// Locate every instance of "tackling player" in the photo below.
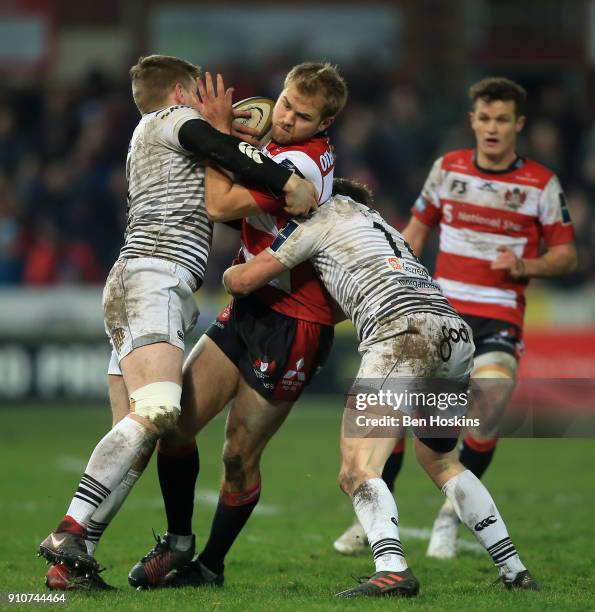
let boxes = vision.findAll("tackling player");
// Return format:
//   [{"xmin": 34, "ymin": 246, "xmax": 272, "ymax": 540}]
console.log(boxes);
[
  {"xmin": 333, "ymin": 77, "xmax": 577, "ymax": 558},
  {"xmin": 125, "ymin": 62, "xmax": 348, "ymax": 589},
  {"xmin": 38, "ymin": 55, "xmax": 317, "ymax": 589},
  {"xmin": 222, "ymin": 178, "xmax": 538, "ymax": 596}
]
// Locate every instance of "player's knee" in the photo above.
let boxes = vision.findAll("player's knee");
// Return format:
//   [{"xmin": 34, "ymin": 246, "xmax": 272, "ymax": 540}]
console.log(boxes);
[
  {"xmin": 129, "ymin": 381, "xmax": 182, "ymax": 432},
  {"xmin": 338, "ymin": 464, "xmax": 377, "ymax": 497},
  {"xmin": 222, "ymin": 447, "xmax": 259, "ymax": 489},
  {"xmin": 472, "ymin": 351, "xmax": 517, "ymax": 380}
]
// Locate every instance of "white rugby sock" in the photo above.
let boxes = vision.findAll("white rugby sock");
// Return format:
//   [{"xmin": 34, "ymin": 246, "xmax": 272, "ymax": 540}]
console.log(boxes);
[
  {"xmin": 66, "ymin": 416, "xmax": 156, "ymax": 528},
  {"xmin": 442, "ymin": 470, "xmax": 526, "ymax": 579},
  {"xmin": 85, "ymin": 468, "xmax": 144, "ymax": 555},
  {"xmin": 352, "ymin": 478, "xmax": 408, "ymax": 572}
]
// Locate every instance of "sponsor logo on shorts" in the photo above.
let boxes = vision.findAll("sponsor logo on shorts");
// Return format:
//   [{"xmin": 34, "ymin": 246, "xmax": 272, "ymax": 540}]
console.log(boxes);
[
  {"xmin": 112, "ymin": 328, "xmax": 125, "ymax": 353},
  {"xmin": 280, "ymin": 357, "xmax": 306, "ymax": 392},
  {"xmin": 177, "ymin": 330, "xmax": 184, "ymax": 341},
  {"xmin": 254, "ymin": 357, "xmax": 276, "ymax": 375},
  {"xmin": 439, "ymin": 325, "xmax": 470, "ymax": 362}
]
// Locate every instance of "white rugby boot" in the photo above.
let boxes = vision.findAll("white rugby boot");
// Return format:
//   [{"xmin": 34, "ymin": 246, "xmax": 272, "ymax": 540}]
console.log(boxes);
[
  {"xmin": 426, "ymin": 498, "xmax": 460, "ymax": 559},
  {"xmin": 333, "ymin": 518, "xmax": 368, "ymax": 555}
]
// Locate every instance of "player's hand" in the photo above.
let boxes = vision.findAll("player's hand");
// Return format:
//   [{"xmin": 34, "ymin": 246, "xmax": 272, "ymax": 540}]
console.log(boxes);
[
  {"xmin": 196, "ymin": 72, "xmax": 234, "ymax": 134},
  {"xmin": 231, "ymin": 109, "xmax": 261, "ymax": 146},
  {"xmin": 283, "ymin": 174, "xmax": 318, "ymax": 216},
  {"xmin": 491, "ymin": 246, "xmax": 526, "ymax": 278}
]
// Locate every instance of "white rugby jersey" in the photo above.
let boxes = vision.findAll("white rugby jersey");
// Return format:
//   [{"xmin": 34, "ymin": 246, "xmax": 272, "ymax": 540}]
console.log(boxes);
[
  {"xmin": 267, "ymin": 195, "xmax": 458, "ymax": 347},
  {"xmin": 412, "ymin": 149, "xmax": 574, "ymax": 328},
  {"xmin": 119, "ymin": 105, "xmax": 211, "ymax": 287}
]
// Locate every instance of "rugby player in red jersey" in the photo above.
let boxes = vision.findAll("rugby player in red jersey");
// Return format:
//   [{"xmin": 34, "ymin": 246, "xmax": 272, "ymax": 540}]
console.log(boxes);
[
  {"xmin": 126, "ymin": 62, "xmax": 348, "ymax": 589},
  {"xmin": 334, "ymin": 77, "xmax": 577, "ymax": 558}
]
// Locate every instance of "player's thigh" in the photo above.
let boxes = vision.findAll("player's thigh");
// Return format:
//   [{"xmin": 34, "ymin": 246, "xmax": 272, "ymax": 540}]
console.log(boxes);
[
  {"xmin": 467, "ymin": 350, "xmax": 518, "ymax": 439},
  {"xmin": 119, "ymin": 342, "xmax": 184, "ymax": 393},
  {"xmin": 176, "ymin": 335, "xmax": 240, "ymax": 437},
  {"xmin": 103, "ymin": 257, "xmax": 198, "ymax": 393},
  {"xmin": 108, "ymin": 374, "xmax": 129, "ymax": 425},
  {"xmin": 223, "ymin": 376, "xmax": 294, "ymax": 464}
]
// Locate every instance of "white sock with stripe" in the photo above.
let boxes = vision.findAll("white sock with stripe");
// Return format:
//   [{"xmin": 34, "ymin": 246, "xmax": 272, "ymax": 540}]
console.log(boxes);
[
  {"xmin": 442, "ymin": 470, "xmax": 526, "ymax": 579},
  {"xmin": 352, "ymin": 478, "xmax": 408, "ymax": 572}
]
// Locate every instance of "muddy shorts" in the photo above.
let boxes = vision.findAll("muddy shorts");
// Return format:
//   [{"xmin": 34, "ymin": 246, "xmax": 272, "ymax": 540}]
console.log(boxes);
[
  {"xmin": 350, "ymin": 313, "xmax": 475, "ymax": 452},
  {"xmin": 104, "ymin": 257, "xmax": 198, "ymax": 375}
]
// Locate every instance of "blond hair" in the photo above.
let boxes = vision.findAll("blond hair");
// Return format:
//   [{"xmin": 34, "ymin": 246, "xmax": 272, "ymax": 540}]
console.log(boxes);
[
  {"xmin": 129, "ymin": 55, "xmax": 201, "ymax": 114},
  {"xmin": 284, "ymin": 62, "xmax": 348, "ymax": 118}
]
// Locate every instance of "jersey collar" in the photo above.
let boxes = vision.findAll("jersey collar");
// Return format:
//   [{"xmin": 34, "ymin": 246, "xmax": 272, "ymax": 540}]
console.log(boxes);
[{"xmin": 473, "ymin": 151, "xmax": 525, "ymax": 174}]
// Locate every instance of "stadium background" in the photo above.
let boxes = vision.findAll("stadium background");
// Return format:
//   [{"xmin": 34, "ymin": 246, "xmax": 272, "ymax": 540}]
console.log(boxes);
[{"xmin": 1, "ymin": 1, "xmax": 594, "ymax": 607}]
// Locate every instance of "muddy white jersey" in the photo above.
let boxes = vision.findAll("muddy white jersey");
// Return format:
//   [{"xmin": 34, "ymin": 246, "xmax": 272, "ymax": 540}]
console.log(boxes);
[
  {"xmin": 120, "ymin": 105, "xmax": 212, "ymax": 288},
  {"xmin": 268, "ymin": 195, "xmax": 458, "ymax": 347}
]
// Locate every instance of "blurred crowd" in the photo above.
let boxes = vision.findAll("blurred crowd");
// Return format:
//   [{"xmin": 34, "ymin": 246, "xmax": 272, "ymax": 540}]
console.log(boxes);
[{"xmin": 1, "ymin": 63, "xmax": 594, "ymax": 290}]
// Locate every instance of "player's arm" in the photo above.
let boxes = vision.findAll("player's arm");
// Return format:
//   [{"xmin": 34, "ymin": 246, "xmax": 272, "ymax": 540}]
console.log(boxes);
[
  {"xmin": 491, "ymin": 242, "xmax": 577, "ymax": 279},
  {"xmin": 401, "ymin": 216, "xmax": 434, "ymax": 257},
  {"xmin": 178, "ymin": 119, "xmax": 315, "ymax": 210},
  {"xmin": 223, "ymin": 250, "xmax": 288, "ymax": 296},
  {"xmin": 402, "ymin": 157, "xmax": 443, "ymax": 256},
  {"xmin": 492, "ymin": 174, "xmax": 577, "ymax": 279},
  {"xmin": 224, "ymin": 216, "xmax": 323, "ymax": 295}
]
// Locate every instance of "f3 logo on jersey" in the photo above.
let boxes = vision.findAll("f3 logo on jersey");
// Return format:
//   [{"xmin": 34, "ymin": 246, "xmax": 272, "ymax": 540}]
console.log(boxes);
[
  {"xmin": 450, "ymin": 179, "xmax": 467, "ymax": 195},
  {"xmin": 239, "ymin": 142, "xmax": 263, "ymax": 164}
]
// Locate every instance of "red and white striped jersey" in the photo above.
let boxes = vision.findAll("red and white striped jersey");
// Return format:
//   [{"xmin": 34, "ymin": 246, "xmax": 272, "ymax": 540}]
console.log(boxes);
[
  {"xmin": 239, "ymin": 135, "xmax": 335, "ymax": 325},
  {"xmin": 411, "ymin": 149, "xmax": 574, "ymax": 329}
]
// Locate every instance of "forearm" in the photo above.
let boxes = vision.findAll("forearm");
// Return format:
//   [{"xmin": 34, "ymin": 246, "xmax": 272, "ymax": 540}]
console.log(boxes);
[
  {"xmin": 521, "ymin": 247, "xmax": 577, "ymax": 278},
  {"xmin": 179, "ymin": 119, "xmax": 290, "ymax": 196}
]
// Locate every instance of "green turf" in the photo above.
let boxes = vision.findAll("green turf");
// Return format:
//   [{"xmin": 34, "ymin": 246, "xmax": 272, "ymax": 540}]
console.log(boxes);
[{"xmin": 1, "ymin": 399, "xmax": 594, "ymax": 610}]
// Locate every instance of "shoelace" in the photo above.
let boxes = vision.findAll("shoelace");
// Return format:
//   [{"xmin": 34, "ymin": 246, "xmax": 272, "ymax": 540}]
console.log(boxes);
[{"xmin": 141, "ymin": 531, "xmax": 170, "ymax": 562}]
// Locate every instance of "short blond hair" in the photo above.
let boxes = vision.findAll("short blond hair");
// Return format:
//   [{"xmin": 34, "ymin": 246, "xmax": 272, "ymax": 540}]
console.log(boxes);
[
  {"xmin": 129, "ymin": 55, "xmax": 201, "ymax": 114},
  {"xmin": 284, "ymin": 62, "xmax": 348, "ymax": 119}
]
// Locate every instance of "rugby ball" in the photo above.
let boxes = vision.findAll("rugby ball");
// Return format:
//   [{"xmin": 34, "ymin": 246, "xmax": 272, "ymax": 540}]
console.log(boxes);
[{"xmin": 232, "ymin": 97, "xmax": 275, "ymax": 142}]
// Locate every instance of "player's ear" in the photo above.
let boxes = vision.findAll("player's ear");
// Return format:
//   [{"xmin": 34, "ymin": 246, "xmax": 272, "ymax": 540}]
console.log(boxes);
[
  {"xmin": 515, "ymin": 115, "xmax": 526, "ymax": 133},
  {"xmin": 174, "ymin": 82, "xmax": 185, "ymax": 105},
  {"xmin": 318, "ymin": 116, "xmax": 335, "ymax": 132},
  {"xmin": 468, "ymin": 111, "xmax": 475, "ymax": 129}
]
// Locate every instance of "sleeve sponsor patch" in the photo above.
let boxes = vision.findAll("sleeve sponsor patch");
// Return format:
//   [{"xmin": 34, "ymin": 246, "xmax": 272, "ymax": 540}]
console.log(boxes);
[{"xmin": 270, "ymin": 220, "xmax": 300, "ymax": 251}]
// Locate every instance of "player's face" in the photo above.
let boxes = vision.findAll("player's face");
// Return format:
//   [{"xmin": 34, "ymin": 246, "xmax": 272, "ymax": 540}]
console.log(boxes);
[
  {"xmin": 470, "ymin": 99, "xmax": 526, "ymax": 165},
  {"xmin": 271, "ymin": 83, "xmax": 334, "ymax": 145}
]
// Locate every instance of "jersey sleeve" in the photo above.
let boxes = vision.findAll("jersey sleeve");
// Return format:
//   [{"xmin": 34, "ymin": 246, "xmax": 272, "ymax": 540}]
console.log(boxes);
[
  {"xmin": 157, "ymin": 106, "xmax": 204, "ymax": 154},
  {"xmin": 410, "ymin": 157, "xmax": 443, "ymax": 227},
  {"xmin": 537, "ymin": 174, "xmax": 575, "ymax": 246},
  {"xmin": 248, "ymin": 150, "xmax": 323, "ymax": 214},
  {"xmin": 266, "ymin": 215, "xmax": 325, "ymax": 269}
]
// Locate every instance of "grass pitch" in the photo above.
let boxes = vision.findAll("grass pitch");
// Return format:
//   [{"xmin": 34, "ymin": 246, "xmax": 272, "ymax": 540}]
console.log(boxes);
[{"xmin": 1, "ymin": 399, "xmax": 594, "ymax": 610}]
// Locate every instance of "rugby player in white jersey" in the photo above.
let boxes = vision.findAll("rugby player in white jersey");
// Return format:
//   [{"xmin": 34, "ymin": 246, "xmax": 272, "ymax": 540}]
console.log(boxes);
[
  {"xmin": 334, "ymin": 77, "xmax": 578, "ymax": 559},
  {"xmin": 37, "ymin": 54, "xmax": 318, "ymax": 589},
  {"xmin": 122, "ymin": 62, "xmax": 348, "ymax": 589},
  {"xmin": 222, "ymin": 177, "xmax": 538, "ymax": 596}
]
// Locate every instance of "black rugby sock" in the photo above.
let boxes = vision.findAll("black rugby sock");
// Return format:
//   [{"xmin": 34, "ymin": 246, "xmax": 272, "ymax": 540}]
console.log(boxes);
[
  {"xmin": 157, "ymin": 440, "xmax": 199, "ymax": 536},
  {"xmin": 199, "ymin": 480, "xmax": 261, "ymax": 574},
  {"xmin": 459, "ymin": 436, "xmax": 497, "ymax": 479},
  {"xmin": 381, "ymin": 440, "xmax": 406, "ymax": 492}
]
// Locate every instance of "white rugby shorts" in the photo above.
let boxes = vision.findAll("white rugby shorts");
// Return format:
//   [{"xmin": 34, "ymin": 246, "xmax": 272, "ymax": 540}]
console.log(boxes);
[
  {"xmin": 356, "ymin": 313, "xmax": 474, "ymax": 382},
  {"xmin": 104, "ymin": 257, "xmax": 198, "ymax": 376}
]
